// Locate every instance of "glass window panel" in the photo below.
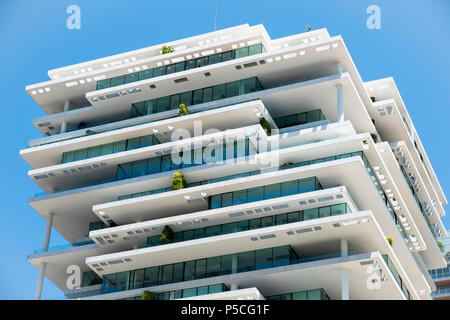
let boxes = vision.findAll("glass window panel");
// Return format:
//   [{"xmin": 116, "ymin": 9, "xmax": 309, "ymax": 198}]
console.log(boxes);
[
  {"xmin": 146, "ymin": 157, "xmax": 161, "ymax": 175},
  {"xmin": 213, "ymin": 84, "xmax": 226, "ymax": 100},
  {"xmin": 331, "ymin": 203, "xmax": 347, "ymax": 216},
  {"xmin": 221, "ymin": 193, "xmax": 233, "ymax": 208},
  {"xmin": 209, "ymin": 284, "xmax": 224, "ymax": 294},
  {"xmin": 202, "ymin": 87, "xmax": 213, "ymax": 102},
  {"xmin": 225, "ymin": 81, "xmax": 240, "ymax": 97},
  {"xmin": 166, "ymin": 64, "xmax": 176, "ymax": 74},
  {"xmin": 319, "ymin": 206, "xmax": 331, "ymax": 218},
  {"xmin": 140, "ymin": 69, "xmax": 153, "ymax": 80},
  {"xmin": 206, "ymin": 257, "xmax": 221, "ymax": 278},
  {"xmin": 87, "ymin": 146, "xmax": 101, "ymax": 158},
  {"xmin": 303, "ymin": 208, "xmax": 319, "ymax": 221},
  {"xmin": 261, "ymin": 216, "xmax": 273, "ymax": 228},
  {"xmin": 110, "ymin": 76, "xmax": 125, "ymax": 87},
  {"xmin": 160, "ymin": 155, "xmax": 172, "ymax": 172},
  {"xmin": 184, "ymin": 261, "xmax": 195, "ymax": 281},
  {"xmin": 222, "ymin": 51, "xmax": 234, "ymax": 61},
  {"xmin": 193, "ymin": 89, "xmax": 203, "ymax": 104},
  {"xmin": 145, "ymin": 99, "xmax": 157, "ymax": 115},
  {"xmin": 172, "ymin": 262, "xmax": 184, "ymax": 283},
  {"xmin": 208, "ymin": 54, "xmax": 222, "ymax": 65},
  {"xmin": 238, "ymin": 251, "xmax": 255, "ymax": 273},
  {"xmin": 116, "ymin": 163, "xmax": 132, "ymax": 180},
  {"xmin": 115, "ymin": 271, "xmax": 131, "ymax": 292},
  {"xmin": 222, "ymin": 222, "xmax": 237, "ymax": 234},
  {"xmin": 298, "ymin": 178, "xmax": 316, "ymax": 193},
  {"xmin": 275, "ymin": 214, "xmax": 288, "ymax": 225},
  {"xmin": 131, "ymin": 159, "xmax": 148, "ymax": 177},
  {"xmin": 220, "ymin": 254, "xmax": 235, "ymax": 275},
  {"xmin": 273, "ymin": 246, "xmax": 290, "ymax": 267},
  {"xmin": 196, "ymin": 57, "xmax": 208, "ymax": 68},
  {"xmin": 183, "ymin": 230, "xmax": 194, "ymax": 241},
  {"xmin": 124, "ymin": 73, "xmax": 139, "ymax": 84},
  {"xmin": 264, "ymin": 183, "xmax": 281, "ymax": 200},
  {"xmin": 249, "ymin": 44, "xmax": 263, "ymax": 56},
  {"xmin": 74, "ymin": 148, "xmax": 88, "ymax": 161},
  {"xmin": 297, "ymin": 113, "xmax": 307, "ymax": 125},
  {"xmin": 255, "ymin": 248, "xmax": 273, "ymax": 269},
  {"xmin": 232, "ymin": 189, "xmax": 247, "ymax": 205},
  {"xmin": 156, "ymin": 96, "xmax": 170, "ymax": 112},
  {"xmin": 279, "ymin": 293, "xmax": 292, "ymax": 300},
  {"xmin": 180, "ymin": 91, "xmax": 193, "ymax": 106},
  {"xmin": 242, "ymin": 77, "xmax": 257, "ymax": 93},
  {"xmin": 62, "ymin": 151, "xmax": 75, "ymax": 163},
  {"xmin": 182, "ymin": 287, "xmax": 197, "ymax": 298},
  {"xmin": 113, "ymin": 140, "xmax": 126, "ymax": 153},
  {"xmin": 132, "ymin": 269, "xmax": 144, "ymax": 289},
  {"xmin": 101, "ymin": 143, "xmax": 114, "ymax": 155},
  {"xmin": 281, "ymin": 180, "xmax": 298, "ymax": 196},
  {"xmin": 193, "ymin": 228, "xmax": 204, "ymax": 239},
  {"xmin": 287, "ymin": 211, "xmax": 300, "ymax": 223},
  {"xmin": 195, "ymin": 259, "xmax": 206, "ymax": 279},
  {"xmin": 140, "ymin": 135, "xmax": 155, "ymax": 148},
  {"xmin": 293, "ymin": 291, "xmax": 308, "ymax": 300},
  {"xmin": 285, "ymin": 114, "xmax": 297, "ymax": 127},
  {"xmin": 197, "ymin": 286, "xmax": 209, "ymax": 296},
  {"xmin": 96, "ymin": 79, "xmax": 111, "ymax": 90},
  {"xmin": 210, "ymin": 195, "xmax": 222, "ymax": 209},
  {"xmin": 237, "ymin": 220, "xmax": 249, "ymax": 231},
  {"xmin": 235, "ymin": 47, "xmax": 249, "ymax": 58},
  {"xmin": 308, "ymin": 289, "xmax": 322, "ymax": 300},
  {"xmin": 205, "ymin": 225, "xmax": 221, "ymax": 237},
  {"xmin": 126, "ymin": 137, "xmax": 141, "ymax": 150},
  {"xmin": 185, "ymin": 60, "xmax": 196, "ymax": 70},
  {"xmin": 169, "ymin": 94, "xmax": 180, "ymax": 109},
  {"xmin": 152, "ymin": 66, "xmax": 166, "ymax": 77},
  {"xmin": 307, "ymin": 110, "xmax": 321, "ymax": 123},
  {"xmin": 249, "ymin": 219, "xmax": 261, "ymax": 230}
]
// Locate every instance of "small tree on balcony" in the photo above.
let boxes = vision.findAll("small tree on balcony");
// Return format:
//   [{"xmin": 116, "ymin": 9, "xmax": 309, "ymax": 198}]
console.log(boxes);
[
  {"xmin": 141, "ymin": 290, "xmax": 156, "ymax": 300},
  {"xmin": 370, "ymin": 133, "xmax": 378, "ymax": 143},
  {"xmin": 437, "ymin": 241, "xmax": 445, "ymax": 252},
  {"xmin": 386, "ymin": 236, "xmax": 393, "ymax": 247},
  {"xmin": 171, "ymin": 171, "xmax": 187, "ymax": 190},
  {"xmin": 160, "ymin": 225, "xmax": 174, "ymax": 243},
  {"xmin": 259, "ymin": 119, "xmax": 271, "ymax": 136},
  {"xmin": 162, "ymin": 45, "xmax": 173, "ymax": 54},
  {"xmin": 178, "ymin": 103, "xmax": 189, "ymax": 116}
]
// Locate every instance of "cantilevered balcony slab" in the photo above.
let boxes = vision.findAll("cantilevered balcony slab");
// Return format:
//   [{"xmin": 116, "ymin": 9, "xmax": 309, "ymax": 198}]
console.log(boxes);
[
  {"xmin": 27, "ymin": 124, "xmax": 264, "ymax": 193},
  {"xmin": 365, "ymin": 78, "xmax": 446, "ymax": 206},
  {"xmin": 23, "ymin": 100, "xmax": 271, "ymax": 169},
  {"xmin": 85, "ymin": 209, "xmax": 425, "ymax": 301},
  {"xmin": 177, "ymin": 287, "xmax": 264, "ymax": 300},
  {"xmin": 89, "ymin": 186, "xmax": 356, "ymax": 248},
  {"xmin": 81, "ymin": 252, "xmax": 410, "ymax": 300},
  {"xmin": 376, "ymin": 142, "xmax": 446, "ymax": 269}
]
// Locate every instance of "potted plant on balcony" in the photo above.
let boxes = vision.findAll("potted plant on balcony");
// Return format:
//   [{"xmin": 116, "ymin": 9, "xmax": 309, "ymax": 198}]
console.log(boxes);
[
  {"xmin": 386, "ymin": 236, "xmax": 393, "ymax": 247},
  {"xmin": 437, "ymin": 241, "xmax": 445, "ymax": 252},
  {"xmin": 141, "ymin": 290, "xmax": 156, "ymax": 300},
  {"xmin": 178, "ymin": 103, "xmax": 189, "ymax": 116},
  {"xmin": 370, "ymin": 133, "xmax": 378, "ymax": 143},
  {"xmin": 259, "ymin": 119, "xmax": 271, "ymax": 136},
  {"xmin": 160, "ymin": 225, "xmax": 174, "ymax": 243},
  {"xmin": 162, "ymin": 45, "xmax": 173, "ymax": 54},
  {"xmin": 171, "ymin": 171, "xmax": 187, "ymax": 190}
]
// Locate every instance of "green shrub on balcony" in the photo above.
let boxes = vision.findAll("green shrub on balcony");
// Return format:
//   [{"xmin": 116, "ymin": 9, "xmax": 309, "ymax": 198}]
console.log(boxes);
[
  {"xmin": 437, "ymin": 241, "xmax": 445, "ymax": 252},
  {"xmin": 162, "ymin": 45, "xmax": 173, "ymax": 54},
  {"xmin": 370, "ymin": 133, "xmax": 378, "ymax": 143},
  {"xmin": 171, "ymin": 171, "xmax": 187, "ymax": 190},
  {"xmin": 386, "ymin": 236, "xmax": 393, "ymax": 247},
  {"xmin": 370, "ymin": 96, "xmax": 376, "ymax": 103},
  {"xmin": 178, "ymin": 103, "xmax": 189, "ymax": 116},
  {"xmin": 160, "ymin": 225, "xmax": 174, "ymax": 243},
  {"xmin": 141, "ymin": 290, "xmax": 156, "ymax": 300},
  {"xmin": 260, "ymin": 119, "xmax": 271, "ymax": 136}
]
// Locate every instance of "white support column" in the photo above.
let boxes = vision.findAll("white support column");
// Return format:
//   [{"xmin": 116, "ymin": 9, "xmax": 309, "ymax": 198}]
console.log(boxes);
[
  {"xmin": 43, "ymin": 212, "xmax": 54, "ymax": 252},
  {"xmin": 341, "ymin": 268, "xmax": 349, "ymax": 300},
  {"xmin": 341, "ymin": 239, "xmax": 348, "ymax": 257},
  {"xmin": 35, "ymin": 262, "xmax": 46, "ymax": 300},
  {"xmin": 336, "ymin": 61, "xmax": 344, "ymax": 74},
  {"xmin": 230, "ymin": 283, "xmax": 238, "ymax": 291},
  {"xmin": 336, "ymin": 84, "xmax": 344, "ymax": 122},
  {"xmin": 60, "ymin": 100, "xmax": 70, "ymax": 133}
]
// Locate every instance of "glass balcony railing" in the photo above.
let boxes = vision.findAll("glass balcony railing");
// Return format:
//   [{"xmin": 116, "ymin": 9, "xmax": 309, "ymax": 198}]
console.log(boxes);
[
  {"xmin": 122, "ymin": 283, "xmax": 229, "ymax": 300},
  {"xmin": 431, "ymin": 287, "xmax": 450, "ymax": 297},
  {"xmin": 32, "ymin": 238, "xmax": 94, "ymax": 254},
  {"xmin": 96, "ymin": 44, "xmax": 265, "ymax": 91},
  {"xmin": 429, "ymin": 265, "xmax": 450, "ymax": 280},
  {"xmin": 100, "ymin": 244, "xmax": 354, "ymax": 295},
  {"xmin": 266, "ymin": 288, "xmax": 330, "ymax": 300},
  {"xmin": 382, "ymin": 254, "xmax": 411, "ymax": 300},
  {"xmin": 273, "ymin": 109, "xmax": 325, "ymax": 129},
  {"xmin": 143, "ymin": 203, "xmax": 349, "ymax": 249}
]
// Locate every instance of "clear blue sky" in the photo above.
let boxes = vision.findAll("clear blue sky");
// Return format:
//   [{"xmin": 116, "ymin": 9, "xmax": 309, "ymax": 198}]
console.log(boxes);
[{"xmin": 0, "ymin": 0, "xmax": 448, "ymax": 300}]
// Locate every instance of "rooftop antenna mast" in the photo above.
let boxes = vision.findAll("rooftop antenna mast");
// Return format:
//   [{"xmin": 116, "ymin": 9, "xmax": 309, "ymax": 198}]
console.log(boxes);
[{"xmin": 214, "ymin": 4, "xmax": 218, "ymax": 31}]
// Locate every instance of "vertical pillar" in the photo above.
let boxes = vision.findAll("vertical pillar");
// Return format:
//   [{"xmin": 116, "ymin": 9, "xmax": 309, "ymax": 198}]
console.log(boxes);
[
  {"xmin": 341, "ymin": 268, "xmax": 349, "ymax": 300},
  {"xmin": 341, "ymin": 239, "xmax": 348, "ymax": 257},
  {"xmin": 60, "ymin": 100, "xmax": 70, "ymax": 133},
  {"xmin": 336, "ymin": 61, "xmax": 344, "ymax": 74},
  {"xmin": 336, "ymin": 84, "xmax": 344, "ymax": 122},
  {"xmin": 35, "ymin": 262, "xmax": 47, "ymax": 300},
  {"xmin": 230, "ymin": 283, "xmax": 238, "ymax": 291},
  {"xmin": 42, "ymin": 212, "xmax": 54, "ymax": 252}
]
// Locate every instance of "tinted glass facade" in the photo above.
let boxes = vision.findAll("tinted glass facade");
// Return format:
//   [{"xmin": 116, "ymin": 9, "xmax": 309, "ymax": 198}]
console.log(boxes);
[{"xmin": 274, "ymin": 109, "xmax": 326, "ymax": 129}]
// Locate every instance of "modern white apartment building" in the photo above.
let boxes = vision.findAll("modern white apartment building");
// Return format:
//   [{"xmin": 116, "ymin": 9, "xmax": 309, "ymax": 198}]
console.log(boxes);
[{"xmin": 22, "ymin": 24, "xmax": 447, "ymax": 300}]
